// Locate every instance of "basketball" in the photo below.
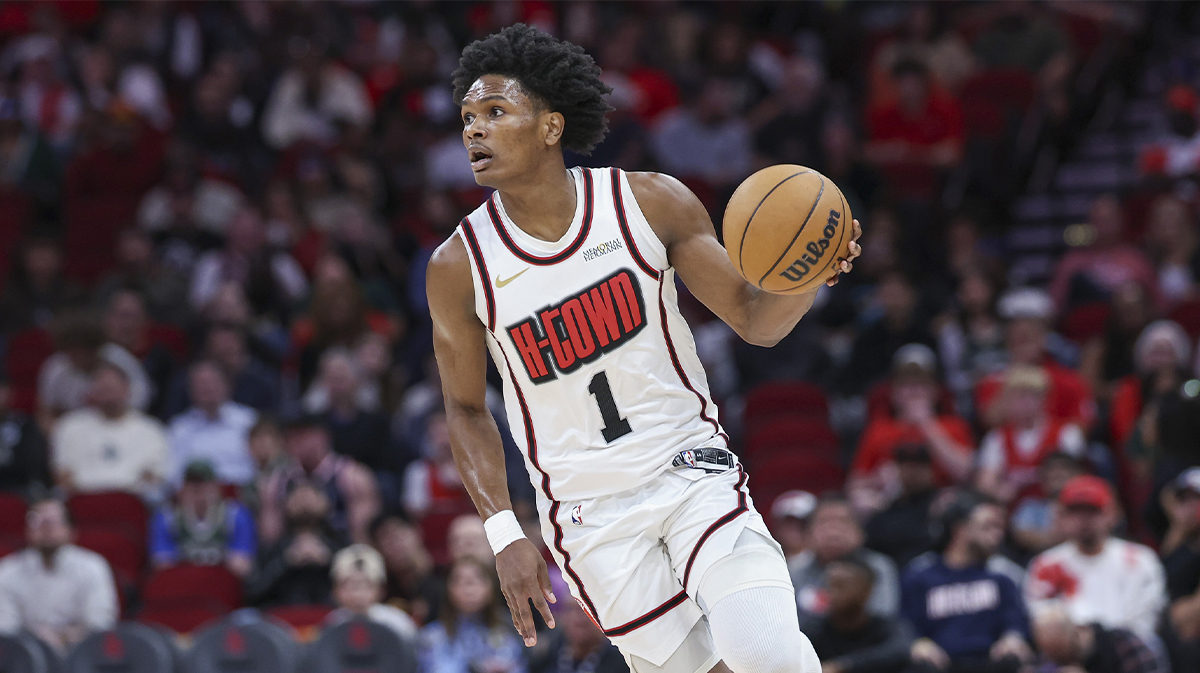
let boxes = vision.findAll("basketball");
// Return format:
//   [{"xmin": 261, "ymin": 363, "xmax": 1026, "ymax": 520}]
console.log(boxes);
[{"xmin": 722, "ymin": 165, "xmax": 854, "ymax": 295}]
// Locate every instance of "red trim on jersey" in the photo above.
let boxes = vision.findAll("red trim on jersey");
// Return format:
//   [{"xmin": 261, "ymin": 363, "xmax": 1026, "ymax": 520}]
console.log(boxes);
[
  {"xmin": 492, "ymin": 333, "xmax": 603, "ymax": 625},
  {"xmin": 602, "ymin": 589, "xmax": 689, "ymax": 638},
  {"xmin": 682, "ymin": 466, "xmax": 748, "ymax": 590},
  {"xmin": 610, "ymin": 168, "xmax": 662, "ymax": 279},
  {"xmin": 459, "ymin": 220, "xmax": 496, "ymax": 331},
  {"xmin": 1001, "ymin": 419, "xmax": 1069, "ymax": 472},
  {"xmin": 488, "ymin": 169, "xmax": 595, "ymax": 265},
  {"xmin": 657, "ymin": 277, "xmax": 728, "ymax": 441}
]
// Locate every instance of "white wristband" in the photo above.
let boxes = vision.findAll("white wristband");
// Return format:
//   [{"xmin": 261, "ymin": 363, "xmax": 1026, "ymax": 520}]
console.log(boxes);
[{"xmin": 484, "ymin": 510, "xmax": 526, "ymax": 556}]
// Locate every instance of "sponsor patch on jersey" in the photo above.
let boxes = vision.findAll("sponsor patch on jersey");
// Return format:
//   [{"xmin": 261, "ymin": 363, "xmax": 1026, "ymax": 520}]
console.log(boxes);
[
  {"xmin": 570, "ymin": 504, "xmax": 583, "ymax": 526},
  {"xmin": 581, "ymin": 238, "xmax": 623, "ymax": 262},
  {"xmin": 506, "ymin": 268, "xmax": 647, "ymax": 384}
]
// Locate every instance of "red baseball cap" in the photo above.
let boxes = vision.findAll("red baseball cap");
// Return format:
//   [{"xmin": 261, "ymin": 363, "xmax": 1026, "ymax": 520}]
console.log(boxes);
[{"xmin": 1058, "ymin": 475, "xmax": 1113, "ymax": 510}]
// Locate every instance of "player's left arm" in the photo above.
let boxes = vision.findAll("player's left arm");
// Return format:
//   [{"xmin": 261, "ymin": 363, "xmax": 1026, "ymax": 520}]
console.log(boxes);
[{"xmin": 628, "ymin": 171, "xmax": 861, "ymax": 347}]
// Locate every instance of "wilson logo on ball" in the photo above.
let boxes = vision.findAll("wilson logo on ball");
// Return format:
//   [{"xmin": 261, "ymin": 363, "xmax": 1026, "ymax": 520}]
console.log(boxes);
[{"xmin": 778, "ymin": 209, "xmax": 840, "ymax": 282}]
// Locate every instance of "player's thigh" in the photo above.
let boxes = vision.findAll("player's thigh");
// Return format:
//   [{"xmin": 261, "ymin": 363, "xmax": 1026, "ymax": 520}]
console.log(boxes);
[{"xmin": 624, "ymin": 618, "xmax": 721, "ymax": 673}]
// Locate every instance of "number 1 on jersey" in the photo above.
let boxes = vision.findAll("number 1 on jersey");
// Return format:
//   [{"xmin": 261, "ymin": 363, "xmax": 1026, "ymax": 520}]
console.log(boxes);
[{"xmin": 588, "ymin": 371, "xmax": 632, "ymax": 442}]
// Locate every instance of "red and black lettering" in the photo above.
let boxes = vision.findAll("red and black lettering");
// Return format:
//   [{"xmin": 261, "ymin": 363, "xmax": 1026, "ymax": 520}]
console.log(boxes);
[{"xmin": 506, "ymin": 269, "xmax": 646, "ymax": 384}]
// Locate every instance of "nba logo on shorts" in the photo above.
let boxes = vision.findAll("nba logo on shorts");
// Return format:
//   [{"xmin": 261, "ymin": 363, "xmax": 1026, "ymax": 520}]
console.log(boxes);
[
  {"xmin": 682, "ymin": 450, "xmax": 697, "ymax": 468},
  {"xmin": 570, "ymin": 504, "xmax": 584, "ymax": 526}
]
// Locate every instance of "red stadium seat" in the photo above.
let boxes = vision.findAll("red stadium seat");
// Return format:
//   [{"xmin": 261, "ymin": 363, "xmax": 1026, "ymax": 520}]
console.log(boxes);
[
  {"xmin": 67, "ymin": 491, "xmax": 148, "ymax": 550},
  {"xmin": 137, "ymin": 603, "xmax": 226, "ymax": 635},
  {"xmin": 0, "ymin": 492, "xmax": 26, "ymax": 542},
  {"xmin": 0, "ymin": 536, "xmax": 22, "ymax": 559},
  {"xmin": 76, "ymin": 528, "xmax": 144, "ymax": 602},
  {"xmin": 750, "ymin": 453, "xmax": 846, "ymax": 511},
  {"xmin": 142, "ymin": 565, "xmax": 243, "ymax": 612},
  {"xmin": 143, "ymin": 323, "xmax": 191, "ymax": 363},
  {"xmin": 267, "ymin": 604, "xmax": 335, "ymax": 641},
  {"xmin": 1062, "ymin": 302, "xmax": 1111, "ymax": 344},
  {"xmin": 744, "ymin": 418, "xmax": 840, "ymax": 464},
  {"xmin": 1169, "ymin": 299, "xmax": 1200, "ymax": 339},
  {"xmin": 420, "ymin": 506, "xmax": 477, "ymax": 567},
  {"xmin": 959, "ymin": 69, "xmax": 1035, "ymax": 140},
  {"xmin": 743, "ymin": 381, "xmax": 830, "ymax": 434},
  {"xmin": 4, "ymin": 328, "xmax": 55, "ymax": 415}
]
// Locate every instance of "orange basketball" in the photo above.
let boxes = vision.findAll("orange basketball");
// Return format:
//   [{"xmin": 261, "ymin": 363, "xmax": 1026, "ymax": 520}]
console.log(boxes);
[{"xmin": 722, "ymin": 164, "xmax": 853, "ymax": 295}]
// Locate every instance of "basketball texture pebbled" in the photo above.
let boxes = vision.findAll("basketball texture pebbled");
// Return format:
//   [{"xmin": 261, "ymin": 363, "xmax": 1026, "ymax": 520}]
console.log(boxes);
[{"xmin": 722, "ymin": 164, "xmax": 853, "ymax": 295}]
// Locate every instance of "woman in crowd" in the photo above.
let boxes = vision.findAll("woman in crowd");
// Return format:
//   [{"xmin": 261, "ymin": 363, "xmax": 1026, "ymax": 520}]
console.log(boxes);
[{"xmin": 419, "ymin": 557, "xmax": 526, "ymax": 673}]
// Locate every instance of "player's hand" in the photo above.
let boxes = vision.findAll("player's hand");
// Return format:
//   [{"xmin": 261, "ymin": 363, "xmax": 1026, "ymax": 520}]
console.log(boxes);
[
  {"xmin": 825, "ymin": 219, "xmax": 862, "ymax": 287},
  {"xmin": 495, "ymin": 538, "xmax": 557, "ymax": 646}
]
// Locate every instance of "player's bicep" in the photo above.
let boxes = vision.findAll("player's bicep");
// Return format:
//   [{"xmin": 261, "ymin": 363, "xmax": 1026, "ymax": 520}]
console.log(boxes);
[{"xmin": 426, "ymin": 234, "xmax": 490, "ymax": 412}]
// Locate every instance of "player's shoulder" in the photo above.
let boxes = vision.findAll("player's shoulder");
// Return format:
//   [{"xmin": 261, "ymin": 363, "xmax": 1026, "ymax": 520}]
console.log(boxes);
[
  {"xmin": 428, "ymin": 230, "xmax": 471, "ymax": 279},
  {"xmin": 622, "ymin": 171, "xmax": 711, "ymax": 241}
]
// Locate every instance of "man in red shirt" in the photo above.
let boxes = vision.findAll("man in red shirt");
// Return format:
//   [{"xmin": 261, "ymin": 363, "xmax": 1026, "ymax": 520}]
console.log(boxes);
[{"xmin": 849, "ymin": 344, "xmax": 975, "ymax": 516}]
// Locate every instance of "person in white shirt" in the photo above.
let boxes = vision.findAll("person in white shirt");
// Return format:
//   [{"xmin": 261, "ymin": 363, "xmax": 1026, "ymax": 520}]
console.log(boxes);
[
  {"xmin": 38, "ymin": 314, "xmax": 151, "ymax": 422},
  {"xmin": 1025, "ymin": 475, "xmax": 1167, "ymax": 641},
  {"xmin": 167, "ymin": 360, "xmax": 257, "ymax": 486},
  {"xmin": 327, "ymin": 543, "xmax": 418, "ymax": 643},
  {"xmin": 0, "ymin": 499, "xmax": 118, "ymax": 653},
  {"xmin": 52, "ymin": 361, "xmax": 168, "ymax": 499}
]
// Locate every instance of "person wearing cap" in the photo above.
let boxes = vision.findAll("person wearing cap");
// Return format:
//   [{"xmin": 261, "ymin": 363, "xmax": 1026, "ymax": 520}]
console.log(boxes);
[
  {"xmin": 901, "ymin": 492, "xmax": 1033, "ymax": 673},
  {"xmin": 849, "ymin": 344, "xmax": 974, "ymax": 516},
  {"xmin": 52, "ymin": 360, "xmax": 168, "ymax": 500},
  {"xmin": 864, "ymin": 442, "xmax": 941, "ymax": 568},
  {"xmin": 1108, "ymin": 320, "xmax": 1192, "ymax": 455},
  {"xmin": 973, "ymin": 287, "xmax": 1095, "ymax": 430},
  {"xmin": 975, "ymin": 365, "xmax": 1087, "ymax": 507},
  {"xmin": 770, "ymin": 490, "xmax": 817, "ymax": 562},
  {"xmin": 148, "ymin": 459, "xmax": 256, "ymax": 579},
  {"xmin": 1025, "ymin": 476, "xmax": 1166, "ymax": 642},
  {"xmin": 1159, "ymin": 467, "xmax": 1200, "ymax": 670},
  {"xmin": 1048, "ymin": 194, "xmax": 1162, "ymax": 315},
  {"xmin": 326, "ymin": 543, "xmax": 418, "ymax": 643}
]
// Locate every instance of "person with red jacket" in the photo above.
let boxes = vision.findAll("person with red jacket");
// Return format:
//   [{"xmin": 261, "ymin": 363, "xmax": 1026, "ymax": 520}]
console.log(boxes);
[{"xmin": 976, "ymin": 366, "xmax": 1087, "ymax": 506}]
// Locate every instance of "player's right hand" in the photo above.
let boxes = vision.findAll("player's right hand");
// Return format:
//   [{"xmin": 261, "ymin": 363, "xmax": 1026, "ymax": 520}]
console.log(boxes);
[{"xmin": 495, "ymin": 538, "xmax": 557, "ymax": 646}]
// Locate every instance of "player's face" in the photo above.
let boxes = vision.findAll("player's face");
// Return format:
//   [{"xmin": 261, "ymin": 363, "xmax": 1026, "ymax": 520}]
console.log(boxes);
[{"xmin": 460, "ymin": 75, "xmax": 558, "ymax": 188}]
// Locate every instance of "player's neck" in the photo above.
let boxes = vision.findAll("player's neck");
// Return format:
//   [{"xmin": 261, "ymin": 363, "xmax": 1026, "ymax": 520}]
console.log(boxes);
[{"xmin": 496, "ymin": 159, "xmax": 577, "ymax": 243}]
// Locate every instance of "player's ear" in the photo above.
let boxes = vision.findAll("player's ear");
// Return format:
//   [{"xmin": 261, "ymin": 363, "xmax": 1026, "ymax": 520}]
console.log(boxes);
[{"xmin": 543, "ymin": 111, "xmax": 565, "ymax": 147}]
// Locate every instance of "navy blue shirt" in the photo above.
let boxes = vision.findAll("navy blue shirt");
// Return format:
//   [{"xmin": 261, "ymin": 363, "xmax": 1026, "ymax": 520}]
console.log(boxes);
[{"xmin": 901, "ymin": 556, "xmax": 1029, "ymax": 659}]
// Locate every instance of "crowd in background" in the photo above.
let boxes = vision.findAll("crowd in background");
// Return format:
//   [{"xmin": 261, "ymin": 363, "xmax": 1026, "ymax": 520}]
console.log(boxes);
[{"xmin": 0, "ymin": 1, "xmax": 1199, "ymax": 673}]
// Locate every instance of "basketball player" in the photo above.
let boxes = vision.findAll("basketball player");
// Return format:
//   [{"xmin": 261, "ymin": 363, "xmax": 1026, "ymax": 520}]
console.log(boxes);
[{"xmin": 427, "ymin": 25, "xmax": 861, "ymax": 673}]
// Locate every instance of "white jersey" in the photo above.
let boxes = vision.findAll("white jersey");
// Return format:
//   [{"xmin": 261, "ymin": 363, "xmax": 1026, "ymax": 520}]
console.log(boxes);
[{"xmin": 458, "ymin": 166, "xmax": 727, "ymax": 503}]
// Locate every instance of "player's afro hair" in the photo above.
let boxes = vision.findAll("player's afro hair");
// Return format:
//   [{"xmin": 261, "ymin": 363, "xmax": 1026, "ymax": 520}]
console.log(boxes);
[{"xmin": 452, "ymin": 24, "xmax": 613, "ymax": 155}]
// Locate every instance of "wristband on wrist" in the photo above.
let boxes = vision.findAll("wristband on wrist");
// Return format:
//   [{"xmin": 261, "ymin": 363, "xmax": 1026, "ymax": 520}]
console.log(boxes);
[{"xmin": 484, "ymin": 509, "xmax": 526, "ymax": 556}]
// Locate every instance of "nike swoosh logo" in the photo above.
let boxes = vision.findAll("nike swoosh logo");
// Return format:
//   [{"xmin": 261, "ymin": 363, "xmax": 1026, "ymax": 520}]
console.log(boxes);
[{"xmin": 495, "ymin": 268, "xmax": 529, "ymax": 288}]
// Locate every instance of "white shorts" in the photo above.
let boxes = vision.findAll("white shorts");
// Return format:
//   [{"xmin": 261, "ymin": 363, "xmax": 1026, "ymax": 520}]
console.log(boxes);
[{"xmin": 536, "ymin": 463, "xmax": 794, "ymax": 669}]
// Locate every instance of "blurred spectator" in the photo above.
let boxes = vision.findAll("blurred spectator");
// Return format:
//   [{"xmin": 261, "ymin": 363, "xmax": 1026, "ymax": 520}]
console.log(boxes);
[
  {"xmin": 1009, "ymin": 453, "xmax": 1086, "ymax": 560},
  {"xmin": 163, "ymin": 324, "xmax": 281, "ymax": 418},
  {"xmin": 102, "ymin": 288, "xmax": 179, "ymax": 418},
  {"xmin": 371, "ymin": 512, "xmax": 441, "ymax": 625},
  {"xmin": 246, "ymin": 480, "xmax": 343, "ymax": 607},
  {"xmin": 10, "ymin": 35, "xmax": 82, "ymax": 153},
  {"xmin": 403, "ymin": 409, "xmax": 473, "ymax": 522},
  {"xmin": 245, "ymin": 418, "xmax": 290, "ymax": 529},
  {"xmin": 0, "ymin": 237, "xmax": 85, "ymax": 336},
  {"xmin": 975, "ymin": 366, "xmax": 1087, "ymax": 506},
  {"xmin": 0, "ymin": 95, "xmax": 60, "ymax": 222},
  {"xmin": 37, "ymin": 311, "xmax": 151, "ymax": 422},
  {"xmin": 820, "ymin": 118, "xmax": 883, "ymax": 220},
  {"xmin": 937, "ymin": 269, "xmax": 1007, "ymax": 415},
  {"xmin": 175, "ymin": 55, "xmax": 262, "ymax": 190},
  {"xmin": 52, "ymin": 361, "xmax": 166, "ymax": 498},
  {"xmin": 136, "ymin": 141, "xmax": 244, "ymax": 240},
  {"xmin": 753, "ymin": 56, "xmax": 828, "ymax": 169},
  {"xmin": 770, "ymin": 490, "xmax": 816, "ymax": 562},
  {"xmin": 0, "ymin": 499, "xmax": 118, "ymax": 653},
  {"xmin": 1026, "ymin": 476, "xmax": 1166, "ymax": 641},
  {"xmin": 295, "ymin": 273, "xmax": 391, "ymax": 391},
  {"xmin": 1143, "ymin": 195, "xmax": 1199, "ymax": 307},
  {"xmin": 901, "ymin": 493, "xmax": 1032, "ymax": 673},
  {"xmin": 304, "ymin": 348, "xmax": 391, "ymax": 471},
  {"xmin": 869, "ymin": 4, "xmax": 976, "ymax": 104},
  {"xmin": 1130, "ymin": 379, "xmax": 1200, "ymax": 542},
  {"xmin": 326, "ymin": 543, "xmax": 418, "ymax": 642},
  {"xmin": 261, "ymin": 34, "xmax": 373, "ymax": 150},
  {"xmin": 447, "ymin": 515, "xmax": 492, "ymax": 566},
  {"xmin": 1033, "ymin": 607, "xmax": 1163, "ymax": 673},
  {"xmin": 1049, "ymin": 195, "xmax": 1160, "ymax": 313},
  {"xmin": 419, "ymin": 558, "xmax": 526, "ymax": 673},
  {"xmin": 865, "ymin": 59, "xmax": 962, "ymax": 204},
  {"xmin": 0, "ymin": 370, "xmax": 49, "ymax": 494},
  {"xmin": 530, "ymin": 598, "xmax": 626, "ymax": 673},
  {"xmin": 791, "ymin": 496, "xmax": 901, "ymax": 619},
  {"xmin": 166, "ymin": 360, "xmax": 257, "ymax": 486},
  {"xmin": 149, "ymin": 459, "xmax": 255, "ymax": 578},
  {"xmin": 1108, "ymin": 320, "xmax": 1191, "ymax": 455},
  {"xmin": 189, "ymin": 207, "xmax": 309, "ymax": 321},
  {"xmin": 839, "ymin": 272, "xmax": 937, "ymax": 396},
  {"xmin": 1160, "ymin": 468, "xmax": 1200, "ymax": 671},
  {"xmin": 864, "ymin": 443, "xmax": 941, "ymax": 568},
  {"xmin": 649, "ymin": 77, "xmax": 753, "ymax": 189},
  {"xmin": 801, "ymin": 552, "xmax": 912, "ymax": 673},
  {"xmin": 261, "ymin": 416, "xmax": 379, "ymax": 544},
  {"xmin": 970, "ymin": 3, "xmax": 1070, "ymax": 74},
  {"xmin": 1079, "ymin": 283, "xmax": 1154, "ymax": 402},
  {"xmin": 849, "ymin": 345, "xmax": 974, "ymax": 515},
  {"xmin": 974, "ymin": 288, "xmax": 1096, "ymax": 429},
  {"xmin": 92, "ymin": 229, "xmax": 191, "ymax": 326},
  {"xmin": 264, "ymin": 178, "xmax": 326, "ymax": 276}
]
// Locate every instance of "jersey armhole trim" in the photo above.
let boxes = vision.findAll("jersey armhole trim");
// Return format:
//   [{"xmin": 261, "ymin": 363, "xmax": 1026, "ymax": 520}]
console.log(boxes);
[
  {"xmin": 610, "ymin": 167, "xmax": 663, "ymax": 280},
  {"xmin": 458, "ymin": 220, "xmax": 495, "ymax": 332},
  {"xmin": 657, "ymin": 276, "xmax": 727, "ymax": 442},
  {"xmin": 487, "ymin": 169, "xmax": 595, "ymax": 265}
]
